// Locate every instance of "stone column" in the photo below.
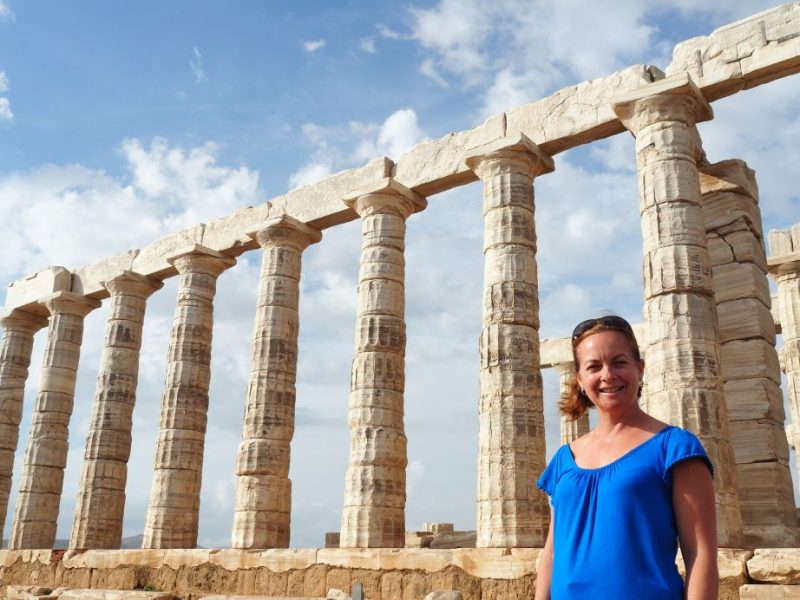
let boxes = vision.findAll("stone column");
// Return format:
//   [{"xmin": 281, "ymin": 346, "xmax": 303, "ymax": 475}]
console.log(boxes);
[
  {"xmin": 339, "ymin": 178, "xmax": 426, "ymax": 548},
  {"xmin": 9, "ymin": 291, "xmax": 101, "ymax": 549},
  {"xmin": 701, "ymin": 161, "xmax": 798, "ymax": 547},
  {"xmin": 555, "ymin": 362, "xmax": 589, "ymax": 445},
  {"xmin": 464, "ymin": 134, "xmax": 553, "ymax": 548},
  {"xmin": 0, "ymin": 309, "xmax": 49, "ymax": 545},
  {"xmin": 70, "ymin": 271, "xmax": 163, "ymax": 549},
  {"xmin": 768, "ymin": 225, "xmax": 800, "ymax": 508},
  {"xmin": 613, "ymin": 73, "xmax": 743, "ymax": 547},
  {"xmin": 142, "ymin": 246, "xmax": 235, "ymax": 549},
  {"xmin": 231, "ymin": 216, "xmax": 321, "ymax": 549}
]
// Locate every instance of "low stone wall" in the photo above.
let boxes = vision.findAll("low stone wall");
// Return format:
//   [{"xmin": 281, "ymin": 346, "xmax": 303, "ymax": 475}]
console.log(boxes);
[{"xmin": 0, "ymin": 548, "xmax": 793, "ymax": 599}]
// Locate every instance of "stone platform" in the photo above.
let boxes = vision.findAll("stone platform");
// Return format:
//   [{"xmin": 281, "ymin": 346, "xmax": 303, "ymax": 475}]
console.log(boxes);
[{"xmin": 0, "ymin": 548, "xmax": 797, "ymax": 599}]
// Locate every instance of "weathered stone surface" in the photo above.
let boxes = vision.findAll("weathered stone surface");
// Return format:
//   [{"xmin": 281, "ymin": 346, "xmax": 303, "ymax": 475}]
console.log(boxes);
[
  {"xmin": 740, "ymin": 585, "xmax": 800, "ymax": 600},
  {"xmin": 132, "ymin": 226, "xmax": 206, "ymax": 280},
  {"xmin": 72, "ymin": 252, "xmax": 140, "ymax": 298},
  {"xmin": 142, "ymin": 247, "xmax": 235, "ymax": 549},
  {"xmin": 0, "ymin": 310, "xmax": 48, "ymax": 546},
  {"xmin": 424, "ymin": 592, "xmax": 463, "ymax": 600},
  {"xmin": 667, "ymin": 3, "xmax": 800, "ymax": 101},
  {"xmin": 71, "ymin": 273, "xmax": 163, "ymax": 550},
  {"xmin": 232, "ymin": 217, "xmax": 321, "ymax": 549},
  {"xmin": 4, "ymin": 267, "xmax": 72, "ymax": 314},
  {"xmin": 465, "ymin": 135, "xmax": 551, "ymax": 549},
  {"xmin": 748, "ymin": 549, "xmax": 800, "ymax": 584},
  {"xmin": 614, "ymin": 76, "xmax": 743, "ymax": 547},
  {"xmin": 9, "ymin": 292, "xmax": 101, "ymax": 549},
  {"xmin": 339, "ymin": 180, "xmax": 425, "ymax": 549}
]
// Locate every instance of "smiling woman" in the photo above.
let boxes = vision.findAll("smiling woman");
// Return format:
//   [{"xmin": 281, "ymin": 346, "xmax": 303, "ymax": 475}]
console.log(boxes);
[{"xmin": 535, "ymin": 315, "xmax": 718, "ymax": 600}]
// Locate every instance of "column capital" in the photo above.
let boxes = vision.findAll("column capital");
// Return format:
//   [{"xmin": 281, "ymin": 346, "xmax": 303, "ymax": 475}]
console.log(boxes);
[
  {"xmin": 611, "ymin": 73, "xmax": 712, "ymax": 135},
  {"xmin": 39, "ymin": 291, "xmax": 101, "ymax": 318},
  {"xmin": 247, "ymin": 215, "xmax": 322, "ymax": 251},
  {"xmin": 166, "ymin": 244, "xmax": 237, "ymax": 276},
  {"xmin": 552, "ymin": 360, "xmax": 576, "ymax": 376},
  {"xmin": 0, "ymin": 308, "xmax": 49, "ymax": 332},
  {"xmin": 768, "ymin": 253, "xmax": 800, "ymax": 280},
  {"xmin": 102, "ymin": 270, "xmax": 164, "ymax": 298},
  {"xmin": 343, "ymin": 177, "xmax": 427, "ymax": 219},
  {"xmin": 463, "ymin": 133, "xmax": 554, "ymax": 180}
]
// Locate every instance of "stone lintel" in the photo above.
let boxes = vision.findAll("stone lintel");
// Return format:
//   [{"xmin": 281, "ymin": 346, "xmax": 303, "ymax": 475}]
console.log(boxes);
[
  {"xmin": 343, "ymin": 177, "xmax": 427, "ymax": 216},
  {"xmin": 611, "ymin": 72, "xmax": 713, "ymax": 130},
  {"xmin": 462, "ymin": 133, "xmax": 555, "ymax": 176},
  {"xmin": 4, "ymin": 267, "xmax": 72, "ymax": 315},
  {"xmin": 767, "ymin": 252, "xmax": 800, "ymax": 276},
  {"xmin": 246, "ymin": 214, "xmax": 323, "ymax": 247}
]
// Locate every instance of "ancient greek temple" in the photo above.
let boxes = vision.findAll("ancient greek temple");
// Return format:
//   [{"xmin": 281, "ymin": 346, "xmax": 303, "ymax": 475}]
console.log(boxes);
[{"xmin": 1, "ymin": 4, "xmax": 800, "ymax": 600}]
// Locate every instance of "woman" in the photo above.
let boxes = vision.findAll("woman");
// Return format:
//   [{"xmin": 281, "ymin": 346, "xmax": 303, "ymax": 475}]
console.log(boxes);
[{"xmin": 534, "ymin": 315, "xmax": 718, "ymax": 599}]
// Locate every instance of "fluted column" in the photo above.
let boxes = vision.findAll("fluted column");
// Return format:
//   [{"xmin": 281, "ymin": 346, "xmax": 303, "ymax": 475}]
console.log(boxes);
[
  {"xmin": 555, "ymin": 362, "xmax": 589, "ymax": 445},
  {"xmin": 0, "ymin": 309, "xmax": 49, "ymax": 545},
  {"xmin": 464, "ymin": 134, "xmax": 553, "ymax": 548},
  {"xmin": 142, "ymin": 246, "xmax": 235, "ymax": 549},
  {"xmin": 70, "ymin": 271, "xmax": 163, "ymax": 549},
  {"xmin": 613, "ymin": 73, "xmax": 743, "ymax": 547},
  {"xmin": 9, "ymin": 292, "xmax": 101, "ymax": 549},
  {"xmin": 231, "ymin": 216, "xmax": 321, "ymax": 549},
  {"xmin": 339, "ymin": 178, "xmax": 426, "ymax": 548},
  {"xmin": 701, "ymin": 161, "xmax": 798, "ymax": 547},
  {"xmin": 768, "ymin": 226, "xmax": 800, "ymax": 505}
]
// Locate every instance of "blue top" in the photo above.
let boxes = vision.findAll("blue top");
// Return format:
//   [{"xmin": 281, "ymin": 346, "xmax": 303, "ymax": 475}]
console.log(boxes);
[{"xmin": 536, "ymin": 426, "xmax": 713, "ymax": 599}]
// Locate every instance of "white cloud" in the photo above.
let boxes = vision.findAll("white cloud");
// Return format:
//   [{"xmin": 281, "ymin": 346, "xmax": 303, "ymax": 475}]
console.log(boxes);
[
  {"xmin": 0, "ymin": 137, "xmax": 258, "ymax": 282},
  {"xmin": 0, "ymin": 97, "xmax": 11, "ymax": 121},
  {"xmin": 352, "ymin": 108, "xmax": 427, "ymax": 162},
  {"xmin": 480, "ymin": 67, "xmax": 547, "ymax": 119},
  {"xmin": 287, "ymin": 160, "xmax": 332, "ymax": 190},
  {"xmin": 409, "ymin": 0, "xmax": 489, "ymax": 82},
  {"xmin": 0, "ymin": 0, "xmax": 13, "ymax": 21},
  {"xmin": 303, "ymin": 39, "xmax": 326, "ymax": 53},
  {"xmin": 0, "ymin": 71, "xmax": 11, "ymax": 121},
  {"xmin": 359, "ymin": 37, "xmax": 376, "ymax": 53},
  {"xmin": 377, "ymin": 23, "xmax": 402, "ymax": 39},
  {"xmin": 419, "ymin": 58, "xmax": 448, "ymax": 88},
  {"xmin": 190, "ymin": 46, "xmax": 206, "ymax": 83}
]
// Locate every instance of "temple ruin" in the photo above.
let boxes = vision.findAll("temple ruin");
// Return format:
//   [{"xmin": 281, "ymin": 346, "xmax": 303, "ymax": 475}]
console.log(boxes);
[{"xmin": 2, "ymin": 3, "xmax": 800, "ymax": 599}]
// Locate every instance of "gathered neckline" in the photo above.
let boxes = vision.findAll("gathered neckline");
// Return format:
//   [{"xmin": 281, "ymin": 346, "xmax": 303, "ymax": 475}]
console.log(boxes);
[{"xmin": 567, "ymin": 426, "xmax": 673, "ymax": 472}]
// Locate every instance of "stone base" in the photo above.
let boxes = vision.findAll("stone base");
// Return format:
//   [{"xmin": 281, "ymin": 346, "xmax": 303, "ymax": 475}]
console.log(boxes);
[{"xmin": 0, "ymin": 548, "xmax": 792, "ymax": 600}]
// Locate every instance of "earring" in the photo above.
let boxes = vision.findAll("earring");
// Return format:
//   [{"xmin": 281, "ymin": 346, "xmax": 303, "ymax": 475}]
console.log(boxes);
[{"xmin": 579, "ymin": 388, "xmax": 586, "ymax": 396}]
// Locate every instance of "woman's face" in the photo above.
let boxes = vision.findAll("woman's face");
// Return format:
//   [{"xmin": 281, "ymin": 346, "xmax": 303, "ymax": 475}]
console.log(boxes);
[{"xmin": 574, "ymin": 330, "xmax": 644, "ymax": 415}]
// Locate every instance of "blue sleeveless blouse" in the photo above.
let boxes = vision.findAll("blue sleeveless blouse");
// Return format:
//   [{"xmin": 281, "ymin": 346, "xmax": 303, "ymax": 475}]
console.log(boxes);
[{"xmin": 536, "ymin": 426, "xmax": 713, "ymax": 599}]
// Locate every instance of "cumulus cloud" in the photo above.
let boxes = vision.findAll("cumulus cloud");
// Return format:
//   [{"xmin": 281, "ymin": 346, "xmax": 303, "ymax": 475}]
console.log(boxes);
[
  {"xmin": 352, "ymin": 108, "xmax": 427, "ymax": 162},
  {"xmin": 0, "ymin": 71, "xmax": 8, "ymax": 93},
  {"xmin": 288, "ymin": 108, "xmax": 428, "ymax": 189},
  {"xmin": 0, "ymin": 137, "xmax": 258, "ymax": 282},
  {"xmin": 303, "ymin": 39, "xmax": 326, "ymax": 53},
  {"xmin": 190, "ymin": 46, "xmax": 207, "ymax": 83}
]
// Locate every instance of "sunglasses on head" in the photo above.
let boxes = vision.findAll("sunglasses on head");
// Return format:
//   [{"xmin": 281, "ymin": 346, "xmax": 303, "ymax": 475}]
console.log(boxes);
[{"xmin": 571, "ymin": 315, "xmax": 635, "ymax": 340}]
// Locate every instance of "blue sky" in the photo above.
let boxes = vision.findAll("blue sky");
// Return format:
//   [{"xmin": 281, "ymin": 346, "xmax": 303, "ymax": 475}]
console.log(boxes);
[{"xmin": 0, "ymin": 0, "xmax": 799, "ymax": 548}]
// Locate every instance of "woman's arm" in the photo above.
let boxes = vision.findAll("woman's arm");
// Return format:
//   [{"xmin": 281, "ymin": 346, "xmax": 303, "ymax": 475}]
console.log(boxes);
[
  {"xmin": 672, "ymin": 458, "xmax": 718, "ymax": 600},
  {"xmin": 534, "ymin": 508, "xmax": 555, "ymax": 600}
]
